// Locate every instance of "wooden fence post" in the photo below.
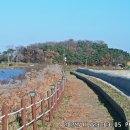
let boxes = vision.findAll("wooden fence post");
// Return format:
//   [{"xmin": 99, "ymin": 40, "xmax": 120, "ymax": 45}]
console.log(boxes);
[
  {"xmin": 21, "ymin": 98, "xmax": 27, "ymax": 130},
  {"xmin": 54, "ymin": 86, "xmax": 57, "ymax": 111},
  {"xmin": 51, "ymin": 85, "xmax": 55, "ymax": 118},
  {"xmin": 41, "ymin": 94, "xmax": 45, "ymax": 126},
  {"xmin": 63, "ymin": 76, "xmax": 67, "ymax": 88},
  {"xmin": 47, "ymin": 91, "xmax": 52, "ymax": 122},
  {"xmin": 59, "ymin": 80, "xmax": 62, "ymax": 105},
  {"xmin": 62, "ymin": 78, "xmax": 65, "ymax": 100},
  {"xmin": 59, "ymin": 84, "xmax": 61, "ymax": 105},
  {"xmin": 62, "ymin": 76, "xmax": 65, "ymax": 90},
  {"xmin": 51, "ymin": 92, "xmax": 54, "ymax": 118},
  {"xmin": 31, "ymin": 97, "xmax": 37, "ymax": 130},
  {"xmin": 2, "ymin": 104, "xmax": 8, "ymax": 130},
  {"xmin": 61, "ymin": 81, "xmax": 63, "ymax": 101},
  {"xmin": 57, "ymin": 85, "xmax": 59, "ymax": 108},
  {"xmin": 62, "ymin": 76, "xmax": 66, "ymax": 98}
]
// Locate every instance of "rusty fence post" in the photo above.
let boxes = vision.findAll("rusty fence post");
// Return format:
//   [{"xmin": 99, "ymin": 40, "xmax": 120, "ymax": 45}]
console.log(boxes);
[
  {"xmin": 31, "ymin": 97, "xmax": 37, "ymax": 130},
  {"xmin": 21, "ymin": 98, "xmax": 27, "ymax": 130},
  {"xmin": 2, "ymin": 104, "xmax": 8, "ymax": 130},
  {"xmin": 41, "ymin": 94, "xmax": 45, "ymax": 126},
  {"xmin": 47, "ymin": 91, "xmax": 52, "ymax": 122}
]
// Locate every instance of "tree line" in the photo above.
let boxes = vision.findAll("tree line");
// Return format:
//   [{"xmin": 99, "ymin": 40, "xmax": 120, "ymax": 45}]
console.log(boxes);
[{"xmin": 0, "ymin": 39, "xmax": 130, "ymax": 66}]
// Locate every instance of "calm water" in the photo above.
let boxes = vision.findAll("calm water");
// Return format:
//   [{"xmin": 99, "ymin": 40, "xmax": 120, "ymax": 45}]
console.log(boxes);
[{"xmin": 0, "ymin": 69, "xmax": 26, "ymax": 81}]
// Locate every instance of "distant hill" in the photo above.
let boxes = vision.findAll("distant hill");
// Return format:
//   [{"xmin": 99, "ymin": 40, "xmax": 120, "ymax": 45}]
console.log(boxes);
[{"xmin": 1, "ymin": 39, "xmax": 130, "ymax": 66}]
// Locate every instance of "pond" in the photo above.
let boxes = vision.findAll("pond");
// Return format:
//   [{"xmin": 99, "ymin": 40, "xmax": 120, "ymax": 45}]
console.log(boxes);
[{"xmin": 0, "ymin": 69, "xmax": 26, "ymax": 83}]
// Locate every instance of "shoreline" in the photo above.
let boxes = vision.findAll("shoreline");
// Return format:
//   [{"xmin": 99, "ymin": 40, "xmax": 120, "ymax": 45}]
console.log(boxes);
[{"xmin": 0, "ymin": 64, "xmax": 63, "ymax": 110}]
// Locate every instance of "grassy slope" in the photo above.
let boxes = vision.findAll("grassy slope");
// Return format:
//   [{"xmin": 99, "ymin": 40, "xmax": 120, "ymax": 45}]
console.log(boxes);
[{"xmin": 74, "ymin": 71, "xmax": 130, "ymax": 122}]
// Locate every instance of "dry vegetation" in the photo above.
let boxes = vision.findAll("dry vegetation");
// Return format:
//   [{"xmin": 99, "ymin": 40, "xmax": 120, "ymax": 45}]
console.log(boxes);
[
  {"xmin": 0, "ymin": 64, "xmax": 63, "ymax": 129},
  {"xmin": 43, "ymin": 73, "xmax": 113, "ymax": 130},
  {"xmin": 0, "ymin": 64, "xmax": 63, "ymax": 108},
  {"xmin": 74, "ymin": 72, "xmax": 130, "ymax": 123}
]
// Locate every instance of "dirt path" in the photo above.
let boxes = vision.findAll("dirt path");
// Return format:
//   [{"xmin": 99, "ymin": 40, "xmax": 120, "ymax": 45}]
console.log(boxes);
[{"xmin": 44, "ymin": 73, "xmax": 114, "ymax": 130}]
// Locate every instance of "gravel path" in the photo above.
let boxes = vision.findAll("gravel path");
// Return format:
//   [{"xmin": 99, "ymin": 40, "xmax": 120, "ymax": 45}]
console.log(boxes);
[{"xmin": 44, "ymin": 73, "xmax": 113, "ymax": 130}]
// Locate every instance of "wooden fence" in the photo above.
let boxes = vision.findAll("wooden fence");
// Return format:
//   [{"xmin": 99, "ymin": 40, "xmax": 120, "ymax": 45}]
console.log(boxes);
[{"xmin": 0, "ymin": 75, "xmax": 67, "ymax": 130}]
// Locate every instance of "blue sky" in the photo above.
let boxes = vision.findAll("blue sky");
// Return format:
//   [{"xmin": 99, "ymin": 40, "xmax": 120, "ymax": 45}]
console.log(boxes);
[{"xmin": 0, "ymin": 0, "xmax": 130, "ymax": 52}]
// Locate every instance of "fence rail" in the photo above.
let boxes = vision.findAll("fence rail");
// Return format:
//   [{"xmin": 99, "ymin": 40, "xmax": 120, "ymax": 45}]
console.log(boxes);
[{"xmin": 0, "ymin": 75, "xmax": 67, "ymax": 130}]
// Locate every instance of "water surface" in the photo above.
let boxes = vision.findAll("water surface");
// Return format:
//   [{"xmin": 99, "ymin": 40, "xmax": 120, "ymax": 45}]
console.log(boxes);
[{"xmin": 0, "ymin": 69, "xmax": 26, "ymax": 82}]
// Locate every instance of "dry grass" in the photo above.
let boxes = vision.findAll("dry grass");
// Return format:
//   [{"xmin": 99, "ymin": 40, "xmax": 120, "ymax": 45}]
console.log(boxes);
[
  {"xmin": 74, "ymin": 72, "xmax": 130, "ymax": 122},
  {"xmin": 0, "ymin": 64, "xmax": 63, "ymax": 129}
]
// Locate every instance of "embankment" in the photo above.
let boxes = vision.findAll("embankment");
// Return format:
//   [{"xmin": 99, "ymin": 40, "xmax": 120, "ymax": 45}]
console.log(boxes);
[
  {"xmin": 76, "ymin": 68, "xmax": 130, "ymax": 96},
  {"xmin": 70, "ymin": 71, "xmax": 130, "ymax": 130}
]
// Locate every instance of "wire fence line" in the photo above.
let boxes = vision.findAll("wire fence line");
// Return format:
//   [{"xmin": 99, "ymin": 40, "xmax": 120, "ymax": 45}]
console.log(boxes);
[{"xmin": 0, "ymin": 75, "xmax": 67, "ymax": 130}]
